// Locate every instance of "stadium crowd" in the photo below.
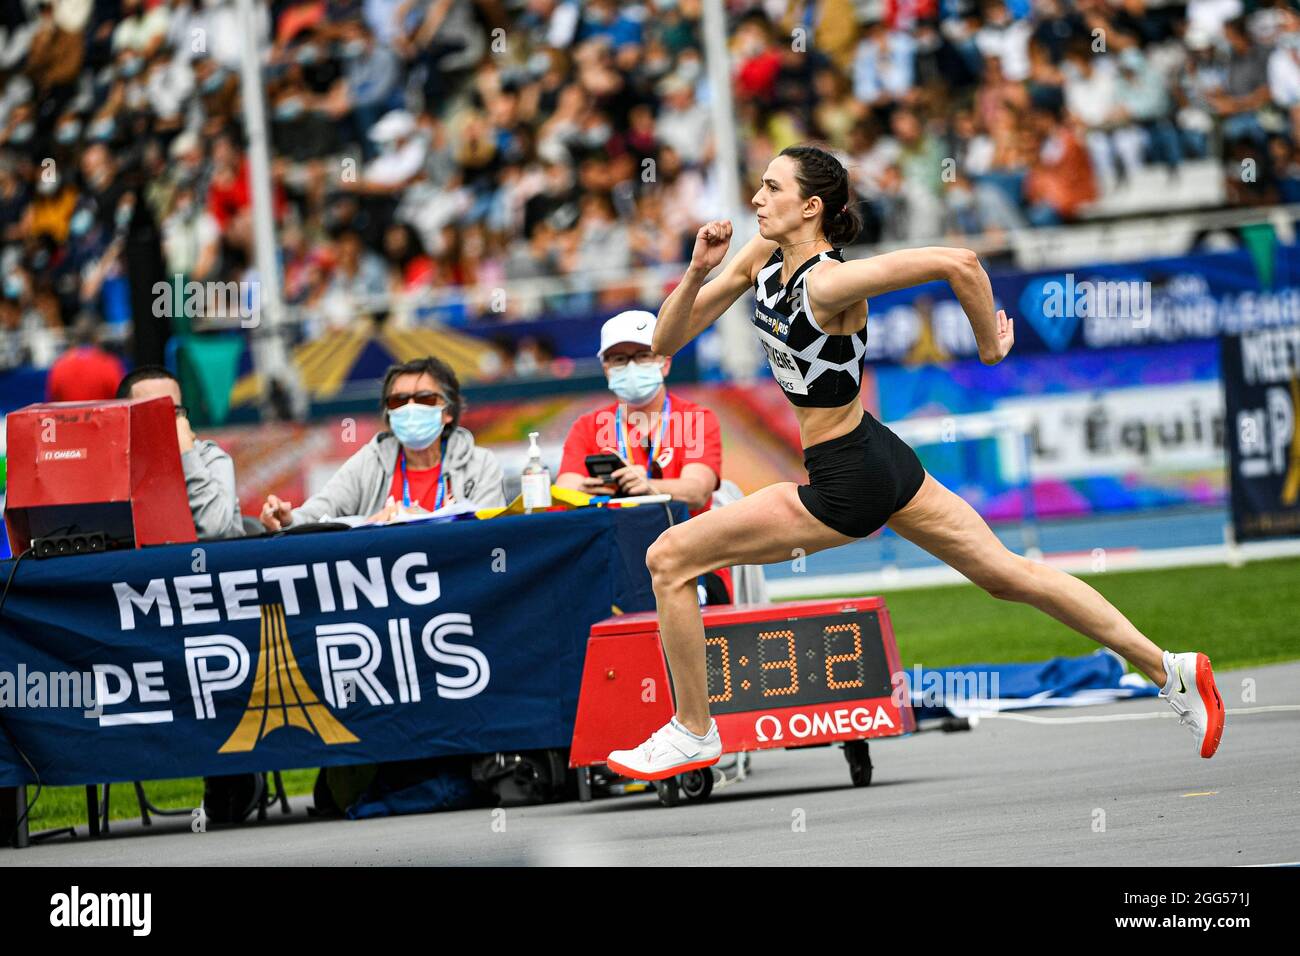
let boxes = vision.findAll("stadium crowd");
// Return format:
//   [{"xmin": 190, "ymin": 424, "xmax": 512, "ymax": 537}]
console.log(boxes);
[{"xmin": 2, "ymin": 0, "xmax": 1300, "ymax": 372}]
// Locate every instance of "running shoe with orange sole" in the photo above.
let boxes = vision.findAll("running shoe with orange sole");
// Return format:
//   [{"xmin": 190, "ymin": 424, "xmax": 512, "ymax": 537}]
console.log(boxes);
[
  {"xmin": 1159, "ymin": 650, "xmax": 1225, "ymax": 758},
  {"xmin": 606, "ymin": 717, "xmax": 723, "ymax": 781}
]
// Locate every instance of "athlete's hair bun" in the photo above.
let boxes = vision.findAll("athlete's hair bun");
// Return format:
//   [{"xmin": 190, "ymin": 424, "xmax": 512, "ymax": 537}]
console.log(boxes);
[
  {"xmin": 779, "ymin": 144, "xmax": 862, "ymax": 246},
  {"xmin": 826, "ymin": 205, "xmax": 861, "ymax": 246}
]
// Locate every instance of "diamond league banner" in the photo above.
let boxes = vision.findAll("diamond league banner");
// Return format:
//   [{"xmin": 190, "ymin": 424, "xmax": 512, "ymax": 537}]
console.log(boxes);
[
  {"xmin": 1221, "ymin": 327, "xmax": 1300, "ymax": 541},
  {"xmin": 857, "ymin": 243, "xmax": 1300, "ymax": 365},
  {"xmin": 0, "ymin": 506, "xmax": 671, "ymax": 786}
]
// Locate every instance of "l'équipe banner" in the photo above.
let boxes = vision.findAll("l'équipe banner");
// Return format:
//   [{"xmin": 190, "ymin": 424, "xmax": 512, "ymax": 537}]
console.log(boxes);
[
  {"xmin": 0, "ymin": 506, "xmax": 673, "ymax": 786},
  {"xmin": 873, "ymin": 340, "xmax": 1228, "ymax": 519},
  {"xmin": 1221, "ymin": 327, "xmax": 1300, "ymax": 540}
]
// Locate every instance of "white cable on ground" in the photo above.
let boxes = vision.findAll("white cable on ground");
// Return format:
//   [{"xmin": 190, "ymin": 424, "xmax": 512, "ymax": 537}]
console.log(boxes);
[{"xmin": 971, "ymin": 704, "xmax": 1300, "ymax": 725}]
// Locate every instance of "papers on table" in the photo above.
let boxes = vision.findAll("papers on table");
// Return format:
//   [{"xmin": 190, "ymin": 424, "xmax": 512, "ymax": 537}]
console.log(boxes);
[{"xmin": 318, "ymin": 501, "xmax": 484, "ymax": 528}]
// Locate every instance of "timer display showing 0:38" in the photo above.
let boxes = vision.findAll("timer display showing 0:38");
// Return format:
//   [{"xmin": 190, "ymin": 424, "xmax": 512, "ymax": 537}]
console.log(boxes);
[{"xmin": 702, "ymin": 610, "xmax": 892, "ymax": 716}]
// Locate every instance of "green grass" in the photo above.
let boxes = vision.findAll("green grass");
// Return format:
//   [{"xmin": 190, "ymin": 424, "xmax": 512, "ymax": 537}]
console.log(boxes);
[
  {"xmin": 793, "ymin": 556, "xmax": 1300, "ymax": 671},
  {"xmin": 23, "ymin": 769, "xmax": 319, "ymax": 837},
  {"xmin": 18, "ymin": 558, "xmax": 1300, "ymax": 837}
]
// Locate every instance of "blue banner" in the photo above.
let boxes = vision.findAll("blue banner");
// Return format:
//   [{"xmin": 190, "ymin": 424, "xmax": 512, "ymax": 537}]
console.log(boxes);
[
  {"xmin": 0, "ymin": 505, "xmax": 677, "ymax": 786},
  {"xmin": 874, "ymin": 341, "xmax": 1227, "ymax": 519},
  {"xmin": 862, "ymin": 243, "xmax": 1300, "ymax": 365},
  {"xmin": 1221, "ymin": 329, "xmax": 1300, "ymax": 540}
]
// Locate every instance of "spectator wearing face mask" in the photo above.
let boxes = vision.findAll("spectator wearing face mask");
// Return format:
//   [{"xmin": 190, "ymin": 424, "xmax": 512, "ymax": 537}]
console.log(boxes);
[
  {"xmin": 555, "ymin": 310, "xmax": 722, "ymax": 518},
  {"xmin": 0, "ymin": 100, "xmax": 36, "ymax": 152},
  {"xmin": 319, "ymin": 20, "xmax": 401, "ymax": 156},
  {"xmin": 161, "ymin": 184, "xmax": 220, "ymax": 281},
  {"xmin": 259, "ymin": 355, "xmax": 505, "ymax": 530},
  {"xmin": 655, "ymin": 74, "xmax": 712, "ymax": 168},
  {"xmin": 1213, "ymin": 16, "xmax": 1272, "ymax": 147}
]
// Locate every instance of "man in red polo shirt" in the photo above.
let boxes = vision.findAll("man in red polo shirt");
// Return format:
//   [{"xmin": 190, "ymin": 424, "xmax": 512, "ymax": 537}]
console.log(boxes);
[{"xmin": 557, "ymin": 310, "xmax": 730, "ymax": 601}]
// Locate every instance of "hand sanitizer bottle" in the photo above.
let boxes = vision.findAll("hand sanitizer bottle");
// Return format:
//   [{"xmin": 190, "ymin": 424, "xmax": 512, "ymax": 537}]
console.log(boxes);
[{"xmin": 521, "ymin": 431, "xmax": 552, "ymax": 512}]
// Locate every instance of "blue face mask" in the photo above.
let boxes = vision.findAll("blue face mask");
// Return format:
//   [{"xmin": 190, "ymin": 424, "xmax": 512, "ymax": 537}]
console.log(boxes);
[
  {"xmin": 608, "ymin": 361, "xmax": 663, "ymax": 404},
  {"xmin": 201, "ymin": 70, "xmax": 226, "ymax": 94},
  {"xmin": 274, "ymin": 98, "xmax": 304, "ymax": 121},
  {"xmin": 69, "ymin": 208, "xmax": 94, "ymax": 237},
  {"xmin": 389, "ymin": 402, "xmax": 445, "ymax": 451}
]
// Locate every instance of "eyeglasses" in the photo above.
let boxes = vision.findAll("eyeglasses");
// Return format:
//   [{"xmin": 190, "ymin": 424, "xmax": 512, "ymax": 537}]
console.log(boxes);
[
  {"xmin": 384, "ymin": 390, "xmax": 446, "ymax": 410},
  {"xmin": 602, "ymin": 351, "xmax": 661, "ymax": 370}
]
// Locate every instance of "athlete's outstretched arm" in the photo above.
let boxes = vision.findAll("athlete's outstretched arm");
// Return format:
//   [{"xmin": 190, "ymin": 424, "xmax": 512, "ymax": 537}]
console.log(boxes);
[
  {"xmin": 808, "ymin": 245, "xmax": 1013, "ymax": 364},
  {"xmin": 654, "ymin": 222, "xmax": 777, "ymax": 356}
]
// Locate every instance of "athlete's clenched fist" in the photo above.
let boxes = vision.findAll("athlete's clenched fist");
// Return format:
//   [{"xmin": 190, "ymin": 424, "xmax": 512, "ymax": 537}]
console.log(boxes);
[{"xmin": 690, "ymin": 220, "xmax": 733, "ymax": 272}]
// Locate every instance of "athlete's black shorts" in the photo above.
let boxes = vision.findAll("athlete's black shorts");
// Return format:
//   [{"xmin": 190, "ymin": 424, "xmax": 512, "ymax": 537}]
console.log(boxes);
[{"xmin": 795, "ymin": 411, "xmax": 927, "ymax": 539}]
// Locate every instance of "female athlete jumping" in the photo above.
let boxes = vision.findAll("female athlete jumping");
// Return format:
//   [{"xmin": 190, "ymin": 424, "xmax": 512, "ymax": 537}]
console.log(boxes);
[{"xmin": 606, "ymin": 145, "xmax": 1224, "ymax": 780}]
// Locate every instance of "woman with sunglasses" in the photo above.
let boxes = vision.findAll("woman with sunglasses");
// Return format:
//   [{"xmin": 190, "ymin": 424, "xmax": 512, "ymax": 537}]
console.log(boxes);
[{"xmin": 259, "ymin": 355, "xmax": 505, "ymax": 530}]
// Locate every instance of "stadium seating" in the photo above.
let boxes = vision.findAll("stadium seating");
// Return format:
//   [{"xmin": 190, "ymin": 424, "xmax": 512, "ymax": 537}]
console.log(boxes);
[{"xmin": 1, "ymin": 0, "xmax": 1297, "ymax": 377}]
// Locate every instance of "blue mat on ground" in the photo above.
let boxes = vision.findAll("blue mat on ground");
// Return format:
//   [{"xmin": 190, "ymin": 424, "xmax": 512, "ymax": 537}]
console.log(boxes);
[
  {"xmin": 909, "ymin": 649, "xmax": 1159, "ymax": 721},
  {"xmin": 346, "ymin": 763, "xmax": 483, "ymax": 820}
]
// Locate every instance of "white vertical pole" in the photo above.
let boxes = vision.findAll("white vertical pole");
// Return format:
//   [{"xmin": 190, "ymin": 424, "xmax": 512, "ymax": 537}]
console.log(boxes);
[
  {"xmin": 234, "ymin": 0, "xmax": 301, "ymax": 417},
  {"xmin": 701, "ymin": 0, "xmax": 757, "ymax": 382}
]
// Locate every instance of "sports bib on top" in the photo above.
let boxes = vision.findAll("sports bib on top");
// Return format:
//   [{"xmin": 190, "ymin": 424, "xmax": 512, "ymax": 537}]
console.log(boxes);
[{"xmin": 751, "ymin": 247, "xmax": 869, "ymax": 408}]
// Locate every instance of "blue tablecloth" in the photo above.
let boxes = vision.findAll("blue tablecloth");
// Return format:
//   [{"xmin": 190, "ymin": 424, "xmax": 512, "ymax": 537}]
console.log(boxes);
[{"xmin": 0, "ymin": 504, "xmax": 681, "ymax": 786}]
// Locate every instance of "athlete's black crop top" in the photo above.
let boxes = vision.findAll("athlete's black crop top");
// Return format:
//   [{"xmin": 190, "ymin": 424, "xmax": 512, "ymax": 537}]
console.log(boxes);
[{"xmin": 751, "ymin": 247, "xmax": 868, "ymax": 408}]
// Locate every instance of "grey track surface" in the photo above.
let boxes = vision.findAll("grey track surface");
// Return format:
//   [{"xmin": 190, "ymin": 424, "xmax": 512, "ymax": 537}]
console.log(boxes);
[{"xmin": 5, "ymin": 661, "xmax": 1298, "ymax": 867}]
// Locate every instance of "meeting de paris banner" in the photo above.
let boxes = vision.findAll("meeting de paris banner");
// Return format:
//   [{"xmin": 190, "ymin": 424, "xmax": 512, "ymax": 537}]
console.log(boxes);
[
  {"xmin": 1221, "ymin": 326, "xmax": 1300, "ymax": 540},
  {"xmin": 0, "ymin": 507, "xmax": 668, "ymax": 785}
]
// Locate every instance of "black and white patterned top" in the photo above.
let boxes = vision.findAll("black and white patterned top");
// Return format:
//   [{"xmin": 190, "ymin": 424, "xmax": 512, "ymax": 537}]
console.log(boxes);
[{"xmin": 751, "ymin": 247, "xmax": 868, "ymax": 408}]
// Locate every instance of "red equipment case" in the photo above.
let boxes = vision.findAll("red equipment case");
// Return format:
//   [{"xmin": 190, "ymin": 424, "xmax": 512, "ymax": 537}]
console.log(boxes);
[
  {"xmin": 570, "ymin": 598, "xmax": 914, "ymax": 805},
  {"xmin": 5, "ymin": 397, "xmax": 197, "ymax": 555}
]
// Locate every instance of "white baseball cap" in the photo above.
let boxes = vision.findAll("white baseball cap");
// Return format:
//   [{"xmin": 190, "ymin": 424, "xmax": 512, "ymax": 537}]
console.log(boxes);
[
  {"xmin": 370, "ymin": 109, "xmax": 416, "ymax": 144},
  {"xmin": 597, "ymin": 310, "xmax": 658, "ymax": 358}
]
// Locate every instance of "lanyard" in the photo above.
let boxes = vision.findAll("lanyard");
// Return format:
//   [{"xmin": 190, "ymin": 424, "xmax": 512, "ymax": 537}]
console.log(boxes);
[
  {"xmin": 399, "ymin": 445, "xmax": 446, "ymax": 511},
  {"xmin": 615, "ymin": 393, "xmax": 670, "ymax": 473}
]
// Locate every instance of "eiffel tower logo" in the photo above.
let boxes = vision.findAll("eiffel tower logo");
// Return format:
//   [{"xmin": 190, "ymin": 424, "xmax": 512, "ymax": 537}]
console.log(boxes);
[
  {"xmin": 219, "ymin": 603, "xmax": 359, "ymax": 753},
  {"xmin": 904, "ymin": 305, "xmax": 951, "ymax": 367}
]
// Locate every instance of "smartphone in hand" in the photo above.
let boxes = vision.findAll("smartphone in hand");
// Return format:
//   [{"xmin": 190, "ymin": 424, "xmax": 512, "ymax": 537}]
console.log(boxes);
[{"xmin": 584, "ymin": 453, "xmax": 624, "ymax": 493}]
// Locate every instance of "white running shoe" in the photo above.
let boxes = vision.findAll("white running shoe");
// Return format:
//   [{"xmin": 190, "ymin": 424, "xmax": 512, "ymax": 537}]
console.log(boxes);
[
  {"xmin": 606, "ymin": 717, "xmax": 723, "ymax": 781},
  {"xmin": 1159, "ymin": 650, "xmax": 1225, "ymax": 759}
]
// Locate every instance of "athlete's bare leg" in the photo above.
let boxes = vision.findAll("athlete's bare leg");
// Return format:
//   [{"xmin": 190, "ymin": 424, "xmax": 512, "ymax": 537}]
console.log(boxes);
[
  {"xmin": 886, "ymin": 474, "xmax": 1168, "ymax": 685},
  {"xmin": 646, "ymin": 482, "xmax": 857, "ymax": 734},
  {"xmin": 648, "ymin": 472, "xmax": 1169, "ymax": 735}
]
